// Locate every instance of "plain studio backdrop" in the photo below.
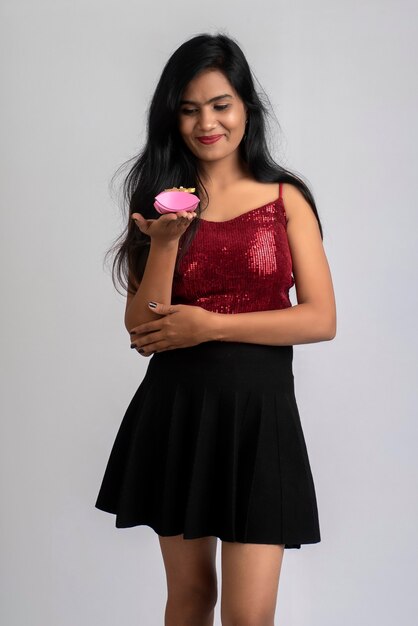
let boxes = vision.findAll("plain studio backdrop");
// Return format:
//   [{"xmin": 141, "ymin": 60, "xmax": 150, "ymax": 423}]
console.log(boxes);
[{"xmin": 1, "ymin": 1, "xmax": 417, "ymax": 625}]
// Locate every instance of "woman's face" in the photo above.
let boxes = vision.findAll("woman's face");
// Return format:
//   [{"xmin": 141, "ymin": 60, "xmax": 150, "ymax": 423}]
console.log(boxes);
[{"xmin": 177, "ymin": 69, "xmax": 247, "ymax": 164}]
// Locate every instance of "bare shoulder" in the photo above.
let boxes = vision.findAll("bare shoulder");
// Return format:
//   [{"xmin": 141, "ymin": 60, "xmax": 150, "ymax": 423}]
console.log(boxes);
[
  {"xmin": 281, "ymin": 182, "xmax": 324, "ymax": 255},
  {"xmin": 280, "ymin": 182, "xmax": 323, "ymax": 258},
  {"xmin": 281, "ymin": 182, "xmax": 317, "ymax": 223}
]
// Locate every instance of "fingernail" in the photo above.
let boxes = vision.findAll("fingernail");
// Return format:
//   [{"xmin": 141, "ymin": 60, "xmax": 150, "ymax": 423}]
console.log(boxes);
[{"xmin": 148, "ymin": 301, "xmax": 157, "ymax": 308}]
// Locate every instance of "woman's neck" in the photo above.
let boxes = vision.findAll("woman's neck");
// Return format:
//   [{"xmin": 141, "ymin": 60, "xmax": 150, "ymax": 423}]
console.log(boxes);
[{"xmin": 197, "ymin": 155, "xmax": 250, "ymax": 192}]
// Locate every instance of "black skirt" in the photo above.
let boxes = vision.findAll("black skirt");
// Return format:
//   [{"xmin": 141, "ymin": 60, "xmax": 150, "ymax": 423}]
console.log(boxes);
[{"xmin": 95, "ymin": 341, "xmax": 321, "ymax": 549}]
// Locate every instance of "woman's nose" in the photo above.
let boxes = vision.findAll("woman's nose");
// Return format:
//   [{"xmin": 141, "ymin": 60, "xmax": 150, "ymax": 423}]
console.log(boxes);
[{"xmin": 197, "ymin": 109, "xmax": 218, "ymax": 130}]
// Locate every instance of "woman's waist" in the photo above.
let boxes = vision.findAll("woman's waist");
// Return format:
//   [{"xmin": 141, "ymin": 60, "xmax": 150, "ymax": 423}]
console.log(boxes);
[{"xmin": 147, "ymin": 341, "xmax": 294, "ymax": 389}]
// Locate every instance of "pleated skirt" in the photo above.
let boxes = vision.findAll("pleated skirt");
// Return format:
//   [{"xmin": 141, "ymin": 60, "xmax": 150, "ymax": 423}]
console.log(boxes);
[{"xmin": 94, "ymin": 341, "xmax": 321, "ymax": 549}]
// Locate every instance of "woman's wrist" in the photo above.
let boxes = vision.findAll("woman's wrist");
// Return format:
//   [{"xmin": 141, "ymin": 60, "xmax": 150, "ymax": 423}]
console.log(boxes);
[
  {"xmin": 205, "ymin": 311, "xmax": 225, "ymax": 342},
  {"xmin": 150, "ymin": 238, "xmax": 180, "ymax": 252}
]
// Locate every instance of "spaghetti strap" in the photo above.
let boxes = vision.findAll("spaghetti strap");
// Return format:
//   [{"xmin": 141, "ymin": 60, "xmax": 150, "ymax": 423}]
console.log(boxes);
[{"xmin": 278, "ymin": 182, "xmax": 288, "ymax": 223}]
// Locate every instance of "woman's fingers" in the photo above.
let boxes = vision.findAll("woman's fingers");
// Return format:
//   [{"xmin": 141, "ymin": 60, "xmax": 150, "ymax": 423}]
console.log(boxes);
[
  {"xmin": 131, "ymin": 213, "xmax": 151, "ymax": 234},
  {"xmin": 132, "ymin": 210, "xmax": 195, "ymax": 224},
  {"xmin": 131, "ymin": 212, "xmax": 146, "ymax": 223},
  {"xmin": 181, "ymin": 210, "xmax": 197, "ymax": 219},
  {"xmin": 133, "ymin": 332, "xmax": 167, "ymax": 355},
  {"xmin": 130, "ymin": 209, "xmax": 197, "ymax": 241},
  {"xmin": 137, "ymin": 344, "xmax": 156, "ymax": 356},
  {"xmin": 139, "ymin": 349, "xmax": 153, "ymax": 357}
]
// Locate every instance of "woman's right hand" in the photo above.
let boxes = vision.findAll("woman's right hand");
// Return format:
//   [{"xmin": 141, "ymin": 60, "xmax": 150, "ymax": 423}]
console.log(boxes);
[{"xmin": 131, "ymin": 210, "xmax": 197, "ymax": 245}]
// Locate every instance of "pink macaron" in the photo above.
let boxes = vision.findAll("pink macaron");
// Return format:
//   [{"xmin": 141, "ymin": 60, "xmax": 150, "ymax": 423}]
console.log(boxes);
[{"xmin": 154, "ymin": 190, "xmax": 200, "ymax": 214}]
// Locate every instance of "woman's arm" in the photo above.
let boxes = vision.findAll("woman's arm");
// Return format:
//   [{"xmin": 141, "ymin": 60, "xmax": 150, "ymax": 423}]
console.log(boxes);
[
  {"xmin": 124, "ymin": 240, "xmax": 179, "ymax": 333},
  {"xmin": 125, "ymin": 210, "xmax": 198, "ymax": 334},
  {"xmin": 207, "ymin": 303, "xmax": 334, "ymax": 346},
  {"xmin": 207, "ymin": 183, "xmax": 337, "ymax": 346}
]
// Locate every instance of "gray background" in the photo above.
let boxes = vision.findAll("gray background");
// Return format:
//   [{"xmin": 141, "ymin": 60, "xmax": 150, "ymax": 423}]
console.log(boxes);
[{"xmin": 1, "ymin": 1, "xmax": 417, "ymax": 624}]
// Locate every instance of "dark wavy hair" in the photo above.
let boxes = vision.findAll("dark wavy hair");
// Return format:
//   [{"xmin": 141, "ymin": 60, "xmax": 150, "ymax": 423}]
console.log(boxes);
[{"xmin": 104, "ymin": 32, "xmax": 324, "ymax": 296}]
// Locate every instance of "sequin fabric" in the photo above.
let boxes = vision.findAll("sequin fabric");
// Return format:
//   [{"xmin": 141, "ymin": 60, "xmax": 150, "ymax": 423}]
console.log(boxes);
[{"xmin": 172, "ymin": 195, "xmax": 295, "ymax": 314}]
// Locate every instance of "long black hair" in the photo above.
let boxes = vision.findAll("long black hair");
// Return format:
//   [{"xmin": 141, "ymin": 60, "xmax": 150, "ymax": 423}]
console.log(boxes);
[{"xmin": 104, "ymin": 32, "xmax": 324, "ymax": 296}]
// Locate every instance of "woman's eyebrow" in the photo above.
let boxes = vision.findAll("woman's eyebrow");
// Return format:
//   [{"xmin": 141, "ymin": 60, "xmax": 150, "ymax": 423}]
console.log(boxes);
[{"xmin": 179, "ymin": 94, "xmax": 233, "ymax": 105}]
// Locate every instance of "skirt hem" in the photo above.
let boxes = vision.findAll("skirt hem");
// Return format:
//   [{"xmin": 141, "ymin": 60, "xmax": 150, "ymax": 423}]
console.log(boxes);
[{"xmin": 95, "ymin": 504, "xmax": 321, "ymax": 549}]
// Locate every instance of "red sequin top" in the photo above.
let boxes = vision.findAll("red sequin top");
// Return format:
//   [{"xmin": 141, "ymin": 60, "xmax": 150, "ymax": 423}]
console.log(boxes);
[{"xmin": 172, "ymin": 183, "xmax": 295, "ymax": 314}]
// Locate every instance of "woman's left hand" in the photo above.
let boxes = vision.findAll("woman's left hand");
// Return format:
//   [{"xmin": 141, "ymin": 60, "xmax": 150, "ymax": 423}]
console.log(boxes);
[{"xmin": 129, "ymin": 302, "xmax": 215, "ymax": 356}]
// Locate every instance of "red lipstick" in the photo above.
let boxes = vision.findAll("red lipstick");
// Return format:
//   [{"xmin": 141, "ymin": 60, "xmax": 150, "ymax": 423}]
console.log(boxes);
[{"xmin": 197, "ymin": 135, "xmax": 223, "ymax": 144}]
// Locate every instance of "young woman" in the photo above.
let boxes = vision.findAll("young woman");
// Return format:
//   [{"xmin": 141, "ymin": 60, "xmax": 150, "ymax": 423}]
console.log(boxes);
[{"xmin": 95, "ymin": 33, "xmax": 336, "ymax": 625}]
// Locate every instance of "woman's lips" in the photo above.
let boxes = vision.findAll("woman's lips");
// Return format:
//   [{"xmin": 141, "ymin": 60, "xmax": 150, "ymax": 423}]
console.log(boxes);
[{"xmin": 197, "ymin": 135, "xmax": 223, "ymax": 144}]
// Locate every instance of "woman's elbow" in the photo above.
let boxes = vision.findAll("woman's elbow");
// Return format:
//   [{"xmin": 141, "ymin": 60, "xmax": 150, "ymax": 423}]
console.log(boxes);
[
  {"xmin": 323, "ymin": 314, "xmax": 337, "ymax": 341},
  {"xmin": 314, "ymin": 306, "xmax": 336, "ymax": 341},
  {"xmin": 125, "ymin": 307, "xmax": 161, "ymax": 334}
]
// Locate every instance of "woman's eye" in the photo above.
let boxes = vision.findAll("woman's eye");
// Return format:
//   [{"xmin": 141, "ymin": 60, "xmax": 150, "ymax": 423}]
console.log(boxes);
[{"xmin": 180, "ymin": 104, "xmax": 229, "ymax": 115}]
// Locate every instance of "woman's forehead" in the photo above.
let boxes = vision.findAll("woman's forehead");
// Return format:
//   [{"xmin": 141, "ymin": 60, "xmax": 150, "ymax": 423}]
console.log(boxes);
[{"xmin": 182, "ymin": 69, "xmax": 236, "ymax": 99}]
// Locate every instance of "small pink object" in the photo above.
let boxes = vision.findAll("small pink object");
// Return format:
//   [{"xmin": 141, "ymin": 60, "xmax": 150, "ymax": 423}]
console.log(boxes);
[{"xmin": 154, "ymin": 189, "xmax": 200, "ymax": 214}]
